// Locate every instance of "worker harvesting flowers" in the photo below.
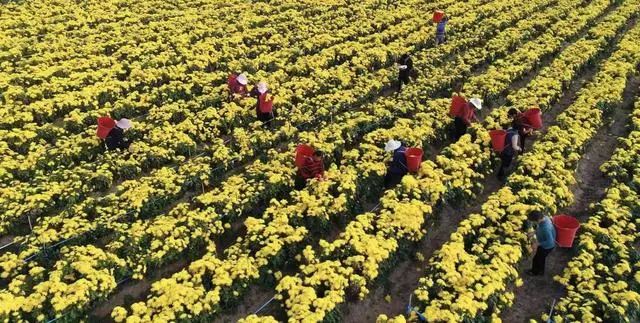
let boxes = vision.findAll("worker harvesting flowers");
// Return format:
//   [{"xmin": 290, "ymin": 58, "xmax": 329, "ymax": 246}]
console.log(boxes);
[
  {"xmin": 383, "ymin": 139, "xmax": 408, "ymax": 189},
  {"xmin": 452, "ymin": 97, "xmax": 482, "ymax": 141}
]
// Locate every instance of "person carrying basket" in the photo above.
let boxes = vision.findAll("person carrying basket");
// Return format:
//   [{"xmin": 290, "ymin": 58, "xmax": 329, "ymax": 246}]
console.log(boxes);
[{"xmin": 383, "ymin": 139, "xmax": 409, "ymax": 189}]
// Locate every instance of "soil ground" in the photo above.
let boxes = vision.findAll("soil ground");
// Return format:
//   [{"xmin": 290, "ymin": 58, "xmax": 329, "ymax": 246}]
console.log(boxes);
[{"xmin": 500, "ymin": 75, "xmax": 640, "ymax": 322}]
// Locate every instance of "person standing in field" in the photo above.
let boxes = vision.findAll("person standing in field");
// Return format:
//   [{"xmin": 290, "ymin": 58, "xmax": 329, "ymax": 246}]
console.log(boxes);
[
  {"xmin": 435, "ymin": 14, "xmax": 449, "ymax": 45},
  {"xmin": 295, "ymin": 150, "xmax": 326, "ymax": 190},
  {"xmin": 497, "ymin": 122, "xmax": 522, "ymax": 180},
  {"xmin": 452, "ymin": 98, "xmax": 482, "ymax": 141},
  {"xmin": 397, "ymin": 53, "xmax": 414, "ymax": 92},
  {"xmin": 249, "ymin": 81, "xmax": 275, "ymax": 128},
  {"xmin": 527, "ymin": 211, "xmax": 557, "ymax": 276},
  {"xmin": 383, "ymin": 139, "xmax": 408, "ymax": 189}
]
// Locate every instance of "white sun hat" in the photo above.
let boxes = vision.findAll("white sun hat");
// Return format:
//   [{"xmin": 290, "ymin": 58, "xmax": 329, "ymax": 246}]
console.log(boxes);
[
  {"xmin": 116, "ymin": 118, "xmax": 132, "ymax": 129},
  {"xmin": 257, "ymin": 81, "xmax": 268, "ymax": 94},
  {"xmin": 384, "ymin": 139, "xmax": 402, "ymax": 152},
  {"xmin": 469, "ymin": 98, "xmax": 482, "ymax": 110},
  {"xmin": 236, "ymin": 73, "xmax": 248, "ymax": 85}
]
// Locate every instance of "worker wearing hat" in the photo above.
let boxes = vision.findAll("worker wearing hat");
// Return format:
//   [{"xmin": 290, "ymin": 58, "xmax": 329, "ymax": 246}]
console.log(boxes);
[
  {"xmin": 105, "ymin": 118, "xmax": 132, "ymax": 151},
  {"xmin": 249, "ymin": 81, "xmax": 275, "ymax": 128},
  {"xmin": 228, "ymin": 72, "xmax": 249, "ymax": 97},
  {"xmin": 384, "ymin": 139, "xmax": 408, "ymax": 189},
  {"xmin": 508, "ymin": 107, "xmax": 533, "ymax": 152},
  {"xmin": 452, "ymin": 98, "xmax": 482, "ymax": 141}
]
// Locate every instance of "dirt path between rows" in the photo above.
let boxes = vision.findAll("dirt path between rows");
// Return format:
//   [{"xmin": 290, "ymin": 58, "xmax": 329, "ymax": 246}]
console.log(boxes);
[{"xmin": 500, "ymin": 75, "xmax": 640, "ymax": 323}]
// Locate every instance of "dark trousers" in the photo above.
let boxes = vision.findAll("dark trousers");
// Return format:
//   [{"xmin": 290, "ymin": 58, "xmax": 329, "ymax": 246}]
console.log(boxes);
[
  {"xmin": 497, "ymin": 151, "xmax": 514, "ymax": 178},
  {"xmin": 384, "ymin": 172, "xmax": 404, "ymax": 189},
  {"xmin": 452, "ymin": 117, "xmax": 468, "ymax": 141},
  {"xmin": 258, "ymin": 111, "xmax": 274, "ymax": 129},
  {"xmin": 106, "ymin": 139, "xmax": 131, "ymax": 151},
  {"xmin": 520, "ymin": 133, "xmax": 527, "ymax": 152},
  {"xmin": 294, "ymin": 173, "xmax": 308, "ymax": 190},
  {"xmin": 531, "ymin": 246, "xmax": 554, "ymax": 274},
  {"xmin": 397, "ymin": 73, "xmax": 410, "ymax": 92}
]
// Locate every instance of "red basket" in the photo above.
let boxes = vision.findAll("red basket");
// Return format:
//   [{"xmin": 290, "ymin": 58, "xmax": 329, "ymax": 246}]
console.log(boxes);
[
  {"xmin": 449, "ymin": 95, "xmax": 467, "ymax": 117},
  {"xmin": 433, "ymin": 10, "xmax": 445, "ymax": 23},
  {"xmin": 522, "ymin": 108, "xmax": 542, "ymax": 129},
  {"xmin": 489, "ymin": 130, "xmax": 507, "ymax": 152},
  {"xmin": 295, "ymin": 144, "xmax": 314, "ymax": 168},
  {"xmin": 97, "ymin": 117, "xmax": 116, "ymax": 139},
  {"xmin": 259, "ymin": 93, "xmax": 274, "ymax": 113},
  {"xmin": 552, "ymin": 214, "xmax": 580, "ymax": 248},
  {"xmin": 405, "ymin": 147, "xmax": 423, "ymax": 173}
]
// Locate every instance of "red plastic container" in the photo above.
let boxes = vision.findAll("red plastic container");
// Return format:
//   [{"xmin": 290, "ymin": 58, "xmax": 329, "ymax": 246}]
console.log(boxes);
[
  {"xmin": 552, "ymin": 214, "xmax": 580, "ymax": 248},
  {"xmin": 522, "ymin": 108, "xmax": 542, "ymax": 129},
  {"xmin": 405, "ymin": 147, "xmax": 423, "ymax": 173},
  {"xmin": 295, "ymin": 144, "xmax": 314, "ymax": 168},
  {"xmin": 433, "ymin": 10, "xmax": 445, "ymax": 23},
  {"xmin": 259, "ymin": 93, "xmax": 274, "ymax": 113},
  {"xmin": 97, "ymin": 117, "xmax": 116, "ymax": 139},
  {"xmin": 227, "ymin": 74, "xmax": 237, "ymax": 91},
  {"xmin": 489, "ymin": 130, "xmax": 507, "ymax": 152},
  {"xmin": 449, "ymin": 95, "xmax": 467, "ymax": 117}
]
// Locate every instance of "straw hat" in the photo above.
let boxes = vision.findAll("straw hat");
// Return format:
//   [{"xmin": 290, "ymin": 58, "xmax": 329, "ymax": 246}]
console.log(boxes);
[
  {"xmin": 384, "ymin": 139, "xmax": 402, "ymax": 152},
  {"xmin": 116, "ymin": 118, "xmax": 132, "ymax": 129},
  {"xmin": 257, "ymin": 82, "xmax": 268, "ymax": 94},
  {"xmin": 469, "ymin": 98, "xmax": 482, "ymax": 110},
  {"xmin": 236, "ymin": 73, "xmax": 248, "ymax": 85}
]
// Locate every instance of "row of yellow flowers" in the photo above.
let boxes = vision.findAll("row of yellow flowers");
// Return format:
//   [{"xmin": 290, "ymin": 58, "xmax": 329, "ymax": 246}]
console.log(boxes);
[
  {"xmin": 0, "ymin": 0, "xmax": 584, "ymax": 322},
  {"xmin": 0, "ymin": 1, "xmax": 580, "ymax": 321},
  {"xmin": 250, "ymin": 0, "xmax": 629, "ymax": 320},
  {"xmin": 541, "ymin": 91, "xmax": 640, "ymax": 322},
  {"xmin": 0, "ymin": 0, "xmax": 457, "ymax": 234},
  {"xmin": 0, "ymin": 0, "xmax": 442, "ymax": 164},
  {"xmin": 1, "ymin": 0, "xmax": 533, "ymax": 273},
  {"xmin": 105, "ymin": 0, "xmax": 580, "ymax": 320},
  {"xmin": 0, "ymin": 0, "xmax": 455, "ymax": 235},
  {"xmin": 0, "ymin": 2, "xmax": 501, "ymax": 317},
  {"xmin": 0, "ymin": 0, "xmax": 404, "ymax": 129},
  {"xmin": 383, "ymin": 13, "xmax": 640, "ymax": 323}
]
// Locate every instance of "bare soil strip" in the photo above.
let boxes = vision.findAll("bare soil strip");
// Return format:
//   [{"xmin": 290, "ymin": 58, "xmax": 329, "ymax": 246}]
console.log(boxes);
[{"xmin": 500, "ymin": 75, "xmax": 640, "ymax": 323}]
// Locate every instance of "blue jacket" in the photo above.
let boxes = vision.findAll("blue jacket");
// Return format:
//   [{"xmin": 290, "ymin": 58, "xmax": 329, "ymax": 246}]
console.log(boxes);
[
  {"xmin": 536, "ymin": 217, "xmax": 557, "ymax": 249},
  {"xmin": 389, "ymin": 147, "xmax": 408, "ymax": 175},
  {"xmin": 503, "ymin": 128, "xmax": 519, "ymax": 155},
  {"xmin": 436, "ymin": 17, "xmax": 448, "ymax": 35}
]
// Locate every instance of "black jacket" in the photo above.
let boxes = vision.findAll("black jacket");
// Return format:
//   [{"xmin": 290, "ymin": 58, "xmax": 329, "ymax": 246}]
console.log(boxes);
[
  {"xmin": 398, "ymin": 54, "xmax": 413, "ymax": 77},
  {"xmin": 105, "ymin": 127, "xmax": 129, "ymax": 150}
]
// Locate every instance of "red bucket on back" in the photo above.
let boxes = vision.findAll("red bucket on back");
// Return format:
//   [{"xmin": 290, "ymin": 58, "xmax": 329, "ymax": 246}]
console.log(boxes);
[
  {"xmin": 295, "ymin": 144, "xmax": 314, "ymax": 168},
  {"xmin": 97, "ymin": 117, "xmax": 116, "ymax": 139},
  {"xmin": 489, "ymin": 130, "xmax": 507, "ymax": 152},
  {"xmin": 449, "ymin": 95, "xmax": 467, "ymax": 117},
  {"xmin": 433, "ymin": 10, "xmax": 445, "ymax": 23},
  {"xmin": 259, "ymin": 93, "xmax": 274, "ymax": 113},
  {"xmin": 552, "ymin": 214, "xmax": 580, "ymax": 248},
  {"xmin": 522, "ymin": 108, "xmax": 542, "ymax": 129},
  {"xmin": 405, "ymin": 147, "xmax": 423, "ymax": 173}
]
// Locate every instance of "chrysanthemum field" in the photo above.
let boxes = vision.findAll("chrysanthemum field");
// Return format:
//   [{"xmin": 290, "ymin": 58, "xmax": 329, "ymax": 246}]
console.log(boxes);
[{"xmin": 0, "ymin": 0, "xmax": 639, "ymax": 322}]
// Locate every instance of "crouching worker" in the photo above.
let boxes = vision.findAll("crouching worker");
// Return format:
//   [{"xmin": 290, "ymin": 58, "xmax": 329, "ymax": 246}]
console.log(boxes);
[
  {"xmin": 497, "ymin": 122, "xmax": 522, "ymax": 181},
  {"xmin": 508, "ymin": 107, "xmax": 534, "ymax": 152},
  {"xmin": 295, "ymin": 150, "xmax": 326, "ymax": 190},
  {"xmin": 227, "ymin": 73, "xmax": 249, "ymax": 98},
  {"xmin": 105, "ymin": 118, "xmax": 133, "ymax": 151},
  {"xmin": 384, "ymin": 139, "xmax": 408, "ymax": 189},
  {"xmin": 452, "ymin": 97, "xmax": 482, "ymax": 141}
]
